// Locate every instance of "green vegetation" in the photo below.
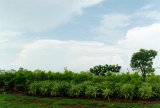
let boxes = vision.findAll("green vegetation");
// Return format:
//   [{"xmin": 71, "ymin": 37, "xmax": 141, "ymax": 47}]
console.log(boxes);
[
  {"xmin": 131, "ymin": 49, "xmax": 158, "ymax": 81},
  {"xmin": 1, "ymin": 94, "xmax": 160, "ymax": 108},
  {"xmin": 0, "ymin": 48, "xmax": 159, "ymax": 105},
  {"xmin": 0, "ymin": 69, "xmax": 160, "ymax": 100},
  {"xmin": 90, "ymin": 64, "xmax": 121, "ymax": 76}
]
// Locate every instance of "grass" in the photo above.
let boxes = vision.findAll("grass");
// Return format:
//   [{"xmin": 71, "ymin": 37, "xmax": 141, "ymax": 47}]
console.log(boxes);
[{"xmin": 0, "ymin": 94, "xmax": 160, "ymax": 108}]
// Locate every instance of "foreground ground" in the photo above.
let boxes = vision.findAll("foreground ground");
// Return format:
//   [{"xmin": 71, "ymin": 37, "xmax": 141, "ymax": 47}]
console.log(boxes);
[{"xmin": 1, "ymin": 94, "xmax": 160, "ymax": 108}]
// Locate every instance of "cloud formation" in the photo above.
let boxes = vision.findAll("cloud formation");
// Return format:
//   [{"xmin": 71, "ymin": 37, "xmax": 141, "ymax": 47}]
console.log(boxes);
[
  {"xmin": 10, "ymin": 39, "xmax": 124, "ymax": 71},
  {"xmin": 9, "ymin": 23, "xmax": 160, "ymax": 72},
  {"xmin": 0, "ymin": 0, "xmax": 104, "ymax": 32},
  {"xmin": 135, "ymin": 4, "xmax": 160, "ymax": 20},
  {"xmin": 94, "ymin": 14, "xmax": 130, "ymax": 43}
]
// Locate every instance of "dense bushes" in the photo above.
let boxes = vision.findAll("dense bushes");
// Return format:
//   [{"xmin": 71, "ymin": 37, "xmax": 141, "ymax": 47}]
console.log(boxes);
[
  {"xmin": 27, "ymin": 80, "xmax": 159, "ymax": 100},
  {"xmin": 0, "ymin": 70, "xmax": 160, "ymax": 100}
]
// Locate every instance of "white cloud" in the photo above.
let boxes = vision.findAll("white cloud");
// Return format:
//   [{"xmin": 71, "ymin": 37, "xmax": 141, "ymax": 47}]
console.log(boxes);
[
  {"xmin": 118, "ymin": 23, "xmax": 160, "ymax": 50},
  {"xmin": 0, "ymin": 31, "xmax": 23, "ymax": 41},
  {"xmin": 0, "ymin": 31, "xmax": 23, "ymax": 49},
  {"xmin": 93, "ymin": 4, "xmax": 160, "ymax": 44},
  {"xmin": 140, "ymin": 4, "xmax": 155, "ymax": 10},
  {"xmin": 100, "ymin": 14, "xmax": 130, "ymax": 29},
  {"xmin": 0, "ymin": 31, "xmax": 22, "ymax": 37},
  {"xmin": 94, "ymin": 14, "xmax": 130, "ymax": 43},
  {"xmin": 10, "ymin": 39, "xmax": 124, "ymax": 71},
  {"xmin": 0, "ymin": 0, "xmax": 104, "ymax": 32},
  {"xmin": 0, "ymin": 0, "xmax": 105, "ymax": 70},
  {"xmin": 135, "ymin": 4, "xmax": 160, "ymax": 20},
  {"xmin": 7, "ymin": 23, "xmax": 160, "ymax": 73}
]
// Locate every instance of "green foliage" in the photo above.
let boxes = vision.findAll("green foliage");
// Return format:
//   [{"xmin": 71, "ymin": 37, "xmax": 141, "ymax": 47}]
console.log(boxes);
[
  {"xmin": 152, "ymin": 83, "xmax": 160, "ymax": 96},
  {"xmin": 0, "ymin": 73, "xmax": 5, "ymax": 88},
  {"xmin": 3, "ymin": 72, "xmax": 15, "ymax": 91},
  {"xmin": 39, "ymin": 81, "xmax": 53, "ymax": 96},
  {"xmin": 90, "ymin": 64, "xmax": 121, "ymax": 76},
  {"xmin": 28, "ymin": 81, "xmax": 42, "ymax": 96},
  {"xmin": 138, "ymin": 83, "xmax": 155, "ymax": 99},
  {"xmin": 50, "ymin": 82, "xmax": 61, "ymax": 96},
  {"xmin": 73, "ymin": 72, "xmax": 93, "ymax": 83},
  {"xmin": 68, "ymin": 83, "xmax": 84, "ymax": 97},
  {"xmin": 14, "ymin": 72, "xmax": 27, "ymax": 91},
  {"xmin": 120, "ymin": 83, "xmax": 135, "ymax": 99},
  {"xmin": 130, "ymin": 49, "xmax": 158, "ymax": 81},
  {"xmin": 93, "ymin": 75, "xmax": 106, "ymax": 83},
  {"xmin": 51, "ymin": 81, "xmax": 70, "ymax": 97},
  {"xmin": 146, "ymin": 75, "xmax": 160, "ymax": 96},
  {"xmin": 1, "ymin": 69, "xmax": 160, "ymax": 100},
  {"xmin": 33, "ymin": 70, "xmax": 48, "ymax": 81},
  {"xmin": 102, "ymin": 88, "xmax": 112, "ymax": 99},
  {"xmin": 85, "ymin": 85, "xmax": 99, "ymax": 98}
]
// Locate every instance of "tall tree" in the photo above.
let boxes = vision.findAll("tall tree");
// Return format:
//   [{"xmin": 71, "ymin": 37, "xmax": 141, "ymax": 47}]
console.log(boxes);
[{"xmin": 130, "ymin": 49, "xmax": 158, "ymax": 81}]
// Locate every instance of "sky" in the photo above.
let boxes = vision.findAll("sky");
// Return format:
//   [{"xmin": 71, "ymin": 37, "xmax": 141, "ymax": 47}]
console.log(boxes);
[{"xmin": 0, "ymin": 0, "xmax": 160, "ymax": 73}]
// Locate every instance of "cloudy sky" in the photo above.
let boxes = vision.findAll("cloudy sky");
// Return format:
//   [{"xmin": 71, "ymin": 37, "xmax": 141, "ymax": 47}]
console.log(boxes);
[{"xmin": 1, "ymin": 0, "xmax": 160, "ymax": 72}]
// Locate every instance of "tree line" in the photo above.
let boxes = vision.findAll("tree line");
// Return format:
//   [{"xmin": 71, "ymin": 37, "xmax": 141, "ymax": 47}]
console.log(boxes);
[{"xmin": 90, "ymin": 49, "xmax": 158, "ymax": 81}]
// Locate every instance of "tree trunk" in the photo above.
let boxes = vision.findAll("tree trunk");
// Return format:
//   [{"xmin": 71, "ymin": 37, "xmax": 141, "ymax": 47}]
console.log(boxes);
[{"xmin": 142, "ymin": 72, "xmax": 146, "ymax": 82}]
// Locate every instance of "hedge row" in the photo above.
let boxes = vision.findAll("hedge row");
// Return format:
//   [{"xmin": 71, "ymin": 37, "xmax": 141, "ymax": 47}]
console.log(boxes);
[
  {"xmin": 0, "ymin": 69, "xmax": 160, "ymax": 100},
  {"xmin": 28, "ymin": 80, "xmax": 160, "ymax": 100}
]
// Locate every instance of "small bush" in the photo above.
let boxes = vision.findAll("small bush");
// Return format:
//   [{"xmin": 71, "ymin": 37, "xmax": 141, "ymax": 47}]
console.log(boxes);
[
  {"xmin": 28, "ymin": 82, "xmax": 42, "ymax": 96},
  {"xmin": 152, "ymin": 83, "xmax": 160, "ymax": 96},
  {"xmin": 85, "ymin": 85, "xmax": 98, "ymax": 98},
  {"xmin": 138, "ymin": 83, "xmax": 155, "ymax": 99},
  {"xmin": 102, "ymin": 88, "xmax": 112, "ymax": 99},
  {"xmin": 39, "ymin": 81, "xmax": 53, "ymax": 96},
  {"xmin": 0, "ymin": 73, "xmax": 4, "ymax": 88},
  {"xmin": 120, "ymin": 83, "xmax": 135, "ymax": 99},
  {"xmin": 68, "ymin": 83, "xmax": 84, "ymax": 97},
  {"xmin": 51, "ymin": 81, "xmax": 70, "ymax": 97},
  {"xmin": 3, "ymin": 72, "xmax": 15, "ymax": 91}
]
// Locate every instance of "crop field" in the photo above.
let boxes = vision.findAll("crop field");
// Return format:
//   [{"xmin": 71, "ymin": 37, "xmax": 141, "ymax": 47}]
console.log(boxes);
[{"xmin": 1, "ymin": 70, "xmax": 160, "ymax": 108}]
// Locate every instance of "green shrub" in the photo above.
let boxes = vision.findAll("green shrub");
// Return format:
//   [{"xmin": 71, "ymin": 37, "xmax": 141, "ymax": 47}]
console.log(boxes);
[
  {"xmin": 138, "ymin": 83, "xmax": 155, "ymax": 99},
  {"xmin": 151, "ymin": 83, "xmax": 160, "ymax": 96},
  {"xmin": 146, "ymin": 75, "xmax": 160, "ymax": 96},
  {"xmin": 2, "ymin": 69, "xmax": 160, "ymax": 101},
  {"xmin": 120, "ymin": 83, "xmax": 135, "ymax": 99},
  {"xmin": 14, "ymin": 72, "xmax": 27, "ymax": 91},
  {"xmin": 33, "ymin": 70, "xmax": 48, "ymax": 81},
  {"xmin": 39, "ymin": 81, "xmax": 53, "ymax": 96},
  {"xmin": 68, "ymin": 83, "xmax": 84, "ymax": 97},
  {"xmin": 28, "ymin": 82, "xmax": 42, "ymax": 96},
  {"xmin": 93, "ymin": 76, "xmax": 106, "ymax": 83},
  {"xmin": 3, "ymin": 72, "xmax": 15, "ymax": 91},
  {"xmin": 50, "ymin": 82, "xmax": 61, "ymax": 96},
  {"xmin": 85, "ymin": 85, "xmax": 98, "ymax": 98},
  {"xmin": 51, "ymin": 81, "xmax": 70, "ymax": 97},
  {"xmin": 102, "ymin": 88, "xmax": 112, "ymax": 99},
  {"xmin": 0, "ymin": 73, "xmax": 4, "ymax": 88},
  {"xmin": 73, "ymin": 72, "xmax": 93, "ymax": 83}
]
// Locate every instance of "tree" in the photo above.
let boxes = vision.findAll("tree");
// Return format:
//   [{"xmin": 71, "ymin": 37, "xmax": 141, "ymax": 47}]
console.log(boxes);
[
  {"xmin": 130, "ymin": 49, "xmax": 158, "ymax": 81},
  {"xmin": 90, "ymin": 64, "xmax": 121, "ymax": 76}
]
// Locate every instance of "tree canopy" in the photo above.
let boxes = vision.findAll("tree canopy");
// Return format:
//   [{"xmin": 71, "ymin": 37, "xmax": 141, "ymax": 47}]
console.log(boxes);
[
  {"xmin": 130, "ymin": 49, "xmax": 158, "ymax": 81},
  {"xmin": 90, "ymin": 64, "xmax": 121, "ymax": 76}
]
